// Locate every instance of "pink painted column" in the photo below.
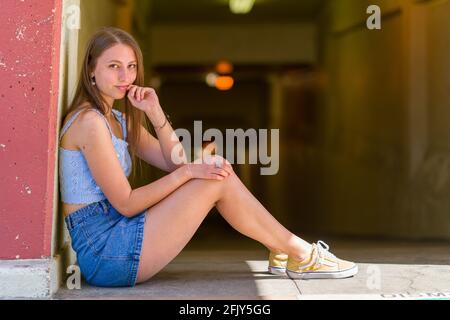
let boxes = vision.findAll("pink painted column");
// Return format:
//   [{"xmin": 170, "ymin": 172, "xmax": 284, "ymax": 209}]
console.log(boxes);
[{"xmin": 0, "ymin": 0, "xmax": 62, "ymax": 259}]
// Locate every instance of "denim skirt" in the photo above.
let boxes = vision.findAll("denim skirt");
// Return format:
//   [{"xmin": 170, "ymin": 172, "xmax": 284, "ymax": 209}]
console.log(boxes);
[{"xmin": 64, "ymin": 198, "xmax": 147, "ymax": 287}]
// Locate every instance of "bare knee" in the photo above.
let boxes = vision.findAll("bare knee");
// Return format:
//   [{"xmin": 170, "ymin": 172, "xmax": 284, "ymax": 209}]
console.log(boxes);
[{"xmin": 186, "ymin": 177, "xmax": 227, "ymax": 203}]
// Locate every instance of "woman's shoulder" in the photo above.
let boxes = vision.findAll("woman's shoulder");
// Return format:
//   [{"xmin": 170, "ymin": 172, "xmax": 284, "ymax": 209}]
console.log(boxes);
[
  {"xmin": 60, "ymin": 103, "xmax": 102, "ymax": 150},
  {"xmin": 63, "ymin": 102, "xmax": 95, "ymax": 125}
]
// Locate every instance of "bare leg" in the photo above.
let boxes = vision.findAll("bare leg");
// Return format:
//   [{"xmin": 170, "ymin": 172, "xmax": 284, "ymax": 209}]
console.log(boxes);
[
  {"xmin": 215, "ymin": 173, "xmax": 312, "ymax": 258},
  {"xmin": 136, "ymin": 171, "xmax": 311, "ymax": 283}
]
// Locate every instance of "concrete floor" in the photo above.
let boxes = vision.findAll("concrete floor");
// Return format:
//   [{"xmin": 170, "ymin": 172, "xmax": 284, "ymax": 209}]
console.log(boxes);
[{"xmin": 54, "ymin": 232, "xmax": 450, "ymax": 300}]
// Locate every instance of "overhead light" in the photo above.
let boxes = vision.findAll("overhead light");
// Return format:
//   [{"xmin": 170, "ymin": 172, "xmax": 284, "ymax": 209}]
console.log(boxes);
[{"xmin": 229, "ymin": 0, "xmax": 255, "ymax": 14}]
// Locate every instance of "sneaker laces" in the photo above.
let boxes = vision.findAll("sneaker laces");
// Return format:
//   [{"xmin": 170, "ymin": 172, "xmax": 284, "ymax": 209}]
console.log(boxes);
[
  {"xmin": 298, "ymin": 240, "xmax": 336, "ymax": 271},
  {"xmin": 316, "ymin": 240, "xmax": 337, "ymax": 266}
]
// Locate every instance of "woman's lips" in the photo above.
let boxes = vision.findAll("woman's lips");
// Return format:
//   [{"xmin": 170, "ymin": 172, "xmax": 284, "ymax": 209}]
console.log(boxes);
[{"xmin": 116, "ymin": 86, "xmax": 129, "ymax": 92}]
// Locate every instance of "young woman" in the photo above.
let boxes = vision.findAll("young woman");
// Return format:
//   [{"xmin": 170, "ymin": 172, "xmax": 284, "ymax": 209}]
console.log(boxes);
[{"xmin": 59, "ymin": 27, "xmax": 358, "ymax": 288}]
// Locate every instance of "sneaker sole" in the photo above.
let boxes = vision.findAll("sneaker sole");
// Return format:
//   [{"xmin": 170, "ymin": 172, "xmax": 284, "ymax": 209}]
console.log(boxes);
[
  {"xmin": 286, "ymin": 264, "xmax": 358, "ymax": 280},
  {"xmin": 268, "ymin": 266, "xmax": 287, "ymax": 275}
]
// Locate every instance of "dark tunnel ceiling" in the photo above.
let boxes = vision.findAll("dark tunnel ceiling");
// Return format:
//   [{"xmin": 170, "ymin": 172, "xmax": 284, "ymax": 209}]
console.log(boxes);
[{"xmin": 145, "ymin": 0, "xmax": 325, "ymax": 25}]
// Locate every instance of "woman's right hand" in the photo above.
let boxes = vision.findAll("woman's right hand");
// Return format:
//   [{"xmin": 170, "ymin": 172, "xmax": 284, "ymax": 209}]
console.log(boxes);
[{"xmin": 185, "ymin": 155, "xmax": 234, "ymax": 180}]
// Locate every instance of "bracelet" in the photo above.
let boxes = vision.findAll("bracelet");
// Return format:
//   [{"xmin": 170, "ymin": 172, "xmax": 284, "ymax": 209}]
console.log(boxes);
[
  {"xmin": 154, "ymin": 112, "xmax": 172, "ymax": 130},
  {"xmin": 154, "ymin": 117, "xmax": 167, "ymax": 130}
]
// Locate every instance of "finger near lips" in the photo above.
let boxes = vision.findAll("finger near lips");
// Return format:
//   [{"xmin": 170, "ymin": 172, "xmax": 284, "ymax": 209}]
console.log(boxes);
[
  {"xmin": 132, "ymin": 86, "xmax": 138, "ymax": 100},
  {"xmin": 128, "ymin": 86, "xmax": 137, "ymax": 99},
  {"xmin": 126, "ymin": 86, "xmax": 151, "ymax": 102},
  {"xmin": 142, "ymin": 88, "xmax": 150, "ymax": 100},
  {"xmin": 135, "ymin": 87, "xmax": 141, "ymax": 101}
]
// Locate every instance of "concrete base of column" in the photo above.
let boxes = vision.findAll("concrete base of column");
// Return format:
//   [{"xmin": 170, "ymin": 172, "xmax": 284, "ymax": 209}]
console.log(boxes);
[{"xmin": 0, "ymin": 256, "xmax": 61, "ymax": 299}]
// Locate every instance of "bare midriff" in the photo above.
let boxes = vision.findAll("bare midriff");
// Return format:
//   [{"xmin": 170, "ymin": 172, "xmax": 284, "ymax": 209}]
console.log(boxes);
[{"xmin": 63, "ymin": 203, "xmax": 90, "ymax": 217}]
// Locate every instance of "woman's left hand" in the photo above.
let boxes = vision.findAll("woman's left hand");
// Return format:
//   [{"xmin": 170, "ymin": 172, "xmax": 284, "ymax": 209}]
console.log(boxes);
[{"xmin": 127, "ymin": 85, "xmax": 161, "ymax": 113}]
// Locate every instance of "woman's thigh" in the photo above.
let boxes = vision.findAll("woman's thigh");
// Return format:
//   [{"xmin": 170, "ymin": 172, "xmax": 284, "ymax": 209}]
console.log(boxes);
[{"xmin": 136, "ymin": 177, "xmax": 229, "ymax": 283}]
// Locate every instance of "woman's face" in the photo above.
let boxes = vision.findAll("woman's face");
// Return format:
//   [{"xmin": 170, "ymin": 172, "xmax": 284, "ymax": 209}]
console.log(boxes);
[{"xmin": 91, "ymin": 43, "xmax": 138, "ymax": 105}]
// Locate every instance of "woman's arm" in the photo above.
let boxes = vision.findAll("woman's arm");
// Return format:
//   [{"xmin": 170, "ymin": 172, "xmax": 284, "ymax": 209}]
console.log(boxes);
[
  {"xmin": 127, "ymin": 108, "xmax": 186, "ymax": 172},
  {"xmin": 126, "ymin": 85, "xmax": 187, "ymax": 171},
  {"xmin": 124, "ymin": 165, "xmax": 191, "ymax": 217},
  {"xmin": 78, "ymin": 110, "xmax": 192, "ymax": 218},
  {"xmin": 131, "ymin": 116, "xmax": 172, "ymax": 172},
  {"xmin": 144, "ymin": 105, "xmax": 187, "ymax": 171}
]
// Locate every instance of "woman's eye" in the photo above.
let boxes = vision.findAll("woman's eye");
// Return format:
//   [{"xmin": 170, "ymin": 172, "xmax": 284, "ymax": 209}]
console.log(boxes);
[{"xmin": 109, "ymin": 64, "xmax": 136, "ymax": 69}]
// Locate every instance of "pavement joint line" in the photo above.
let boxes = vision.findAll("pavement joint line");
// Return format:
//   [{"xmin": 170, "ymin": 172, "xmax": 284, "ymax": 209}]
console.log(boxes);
[{"xmin": 290, "ymin": 278, "xmax": 303, "ymax": 296}]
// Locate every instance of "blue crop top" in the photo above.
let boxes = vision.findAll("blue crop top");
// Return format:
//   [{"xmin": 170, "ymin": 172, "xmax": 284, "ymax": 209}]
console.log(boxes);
[{"xmin": 58, "ymin": 108, "xmax": 132, "ymax": 204}]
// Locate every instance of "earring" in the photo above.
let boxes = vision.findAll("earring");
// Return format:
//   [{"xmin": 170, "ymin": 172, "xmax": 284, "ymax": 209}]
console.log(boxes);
[{"xmin": 91, "ymin": 77, "xmax": 96, "ymax": 86}]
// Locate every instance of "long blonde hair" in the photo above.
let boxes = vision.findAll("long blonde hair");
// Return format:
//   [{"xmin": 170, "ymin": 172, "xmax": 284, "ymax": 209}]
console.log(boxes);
[{"xmin": 64, "ymin": 26, "xmax": 147, "ymax": 181}]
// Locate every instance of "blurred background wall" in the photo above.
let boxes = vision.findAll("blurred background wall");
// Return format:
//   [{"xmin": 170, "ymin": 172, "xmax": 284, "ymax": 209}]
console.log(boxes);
[{"xmin": 314, "ymin": 0, "xmax": 450, "ymax": 240}]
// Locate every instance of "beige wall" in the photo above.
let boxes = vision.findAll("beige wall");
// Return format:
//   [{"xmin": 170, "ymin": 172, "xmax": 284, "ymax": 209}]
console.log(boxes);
[
  {"xmin": 77, "ymin": 0, "xmax": 118, "ymax": 61},
  {"xmin": 405, "ymin": 0, "xmax": 450, "ymax": 238}
]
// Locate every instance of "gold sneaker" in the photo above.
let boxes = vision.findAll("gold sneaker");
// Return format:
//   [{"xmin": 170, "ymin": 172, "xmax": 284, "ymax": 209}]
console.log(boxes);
[
  {"xmin": 268, "ymin": 251, "xmax": 288, "ymax": 275},
  {"xmin": 286, "ymin": 240, "xmax": 358, "ymax": 279}
]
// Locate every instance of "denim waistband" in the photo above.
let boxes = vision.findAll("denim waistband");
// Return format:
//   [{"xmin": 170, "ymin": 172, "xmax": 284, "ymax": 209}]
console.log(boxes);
[{"xmin": 65, "ymin": 198, "xmax": 110, "ymax": 231}]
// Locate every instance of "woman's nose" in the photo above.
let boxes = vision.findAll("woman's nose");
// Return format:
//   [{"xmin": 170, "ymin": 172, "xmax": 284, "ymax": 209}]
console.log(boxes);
[
  {"xmin": 118, "ymin": 69, "xmax": 126, "ymax": 81},
  {"xmin": 118, "ymin": 68, "xmax": 131, "ymax": 82}
]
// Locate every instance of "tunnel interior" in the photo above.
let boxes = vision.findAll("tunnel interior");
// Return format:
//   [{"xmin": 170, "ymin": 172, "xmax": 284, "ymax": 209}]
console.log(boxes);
[{"xmin": 59, "ymin": 0, "xmax": 450, "ymax": 260}]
